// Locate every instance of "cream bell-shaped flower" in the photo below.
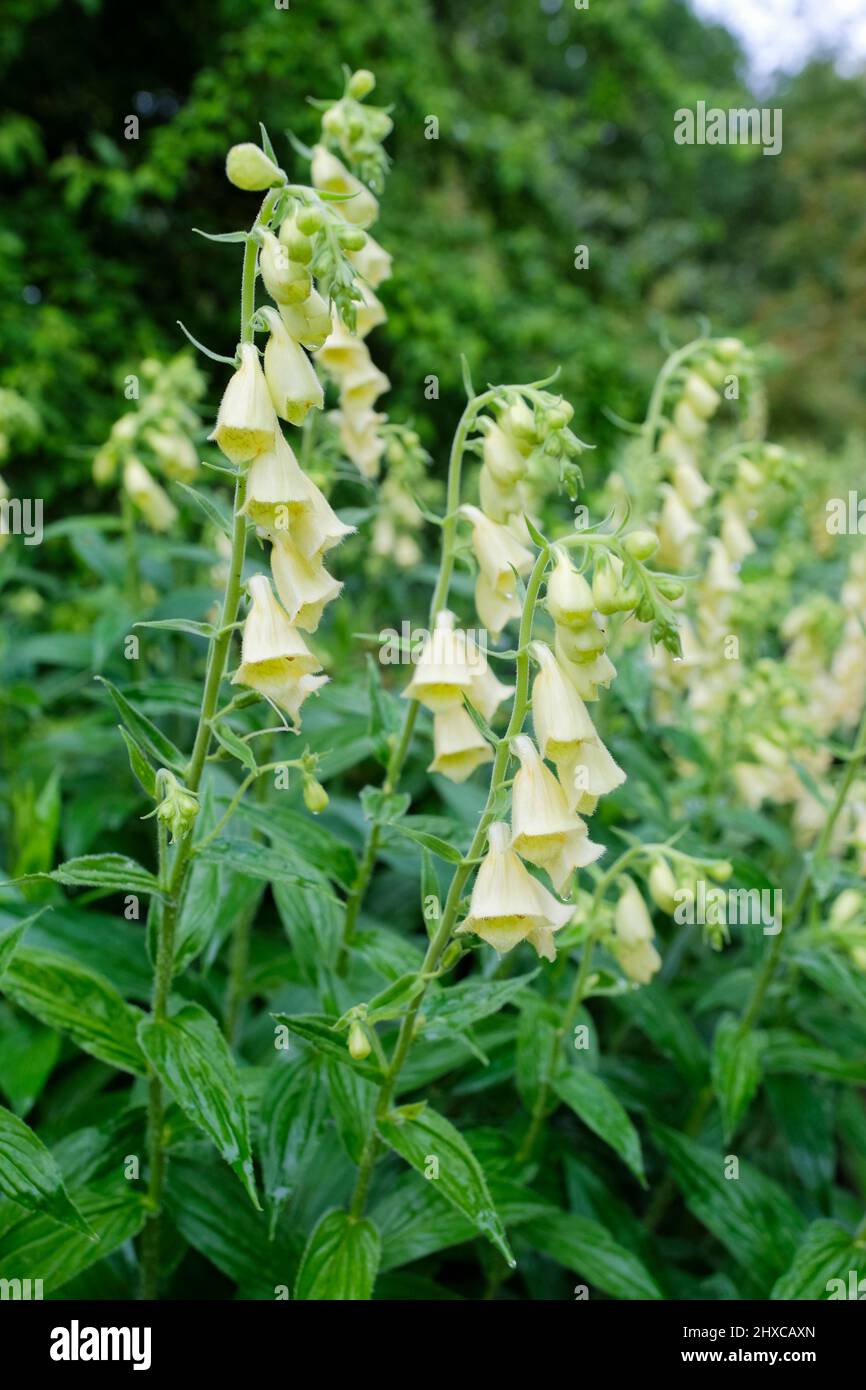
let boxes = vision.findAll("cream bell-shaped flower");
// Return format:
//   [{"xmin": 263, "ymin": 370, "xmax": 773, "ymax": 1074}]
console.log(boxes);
[
  {"xmin": 259, "ymin": 229, "xmax": 311, "ymax": 306},
  {"xmin": 270, "ymin": 535, "xmax": 342, "ymax": 633},
  {"xmin": 612, "ymin": 877, "xmax": 661, "ymax": 984},
  {"xmin": 333, "ymin": 406, "xmax": 387, "ymax": 479},
  {"xmin": 481, "ymin": 421, "xmax": 527, "ymax": 487},
  {"xmin": 510, "ymin": 736, "xmax": 604, "ymax": 892},
  {"xmin": 311, "ymin": 145, "xmax": 379, "ymax": 228},
  {"xmin": 209, "ymin": 344, "xmax": 277, "ymax": 465},
  {"xmin": 479, "ymin": 464, "xmax": 526, "ymax": 524},
  {"xmin": 403, "ymin": 610, "xmax": 476, "ymax": 711},
  {"xmin": 672, "ymin": 456, "xmax": 712, "ymax": 509},
  {"xmin": 569, "ymin": 737, "xmax": 627, "ymax": 815},
  {"xmin": 474, "ymin": 572, "xmax": 521, "ymax": 640},
  {"xmin": 428, "ymin": 704, "xmax": 493, "ymax": 783},
  {"xmin": 261, "ymin": 308, "xmax": 324, "ymax": 426},
  {"xmin": 457, "ymin": 822, "xmax": 572, "ymax": 961},
  {"xmin": 720, "ymin": 505, "xmax": 755, "ymax": 563},
  {"xmin": 315, "ymin": 319, "xmax": 371, "ymax": 381},
  {"xmin": 278, "ymin": 292, "xmax": 333, "ymax": 352},
  {"xmin": 349, "ymin": 233, "xmax": 392, "ymax": 288},
  {"xmin": 340, "ymin": 364, "xmax": 390, "ymax": 411},
  {"xmin": 144, "ymin": 428, "xmax": 198, "ymax": 483},
  {"xmin": 460, "ymin": 504, "xmax": 533, "ymax": 595},
  {"xmin": 463, "ymin": 633, "xmax": 514, "ymax": 722},
  {"xmin": 232, "ymin": 574, "xmax": 322, "ymax": 689},
  {"xmin": 289, "ymin": 473, "xmax": 356, "ymax": 560},
  {"xmin": 355, "ymin": 283, "xmax": 387, "ymax": 337},
  {"xmin": 124, "ymin": 458, "xmax": 178, "ymax": 532},
  {"xmin": 657, "ymin": 485, "xmax": 701, "ymax": 566},
  {"xmin": 240, "ymin": 429, "xmax": 312, "ymax": 532},
  {"xmin": 554, "ymin": 636, "xmax": 617, "ymax": 701}
]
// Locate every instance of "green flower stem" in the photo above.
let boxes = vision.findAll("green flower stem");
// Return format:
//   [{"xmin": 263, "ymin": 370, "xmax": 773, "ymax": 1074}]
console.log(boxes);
[
  {"xmin": 641, "ymin": 337, "xmax": 708, "ymax": 454},
  {"xmin": 348, "ymin": 545, "xmax": 551, "ymax": 1218},
  {"xmin": 140, "ymin": 191, "xmax": 276, "ymax": 1301},
  {"xmin": 336, "ymin": 388, "xmax": 499, "ymax": 973}
]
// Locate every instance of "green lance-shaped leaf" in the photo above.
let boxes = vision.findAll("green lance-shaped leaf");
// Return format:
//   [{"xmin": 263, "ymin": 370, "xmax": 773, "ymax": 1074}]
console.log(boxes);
[
  {"xmin": 0, "ymin": 908, "xmax": 46, "ymax": 977},
  {"xmin": 0, "ymin": 1105, "xmax": 95, "ymax": 1237},
  {"xmin": 138, "ymin": 1003, "xmax": 260, "ymax": 1208},
  {"xmin": 294, "ymin": 1209, "xmax": 381, "ymax": 1301},
  {"xmin": 424, "ymin": 971, "xmax": 539, "ymax": 1032},
  {"xmin": 377, "ymin": 1103, "xmax": 515, "ymax": 1267},
  {"xmin": 10, "ymin": 852, "xmax": 163, "ymax": 898},
  {"xmin": 523, "ymin": 1211, "xmax": 663, "ymax": 1300},
  {"xmin": 771, "ymin": 1220, "xmax": 866, "ymax": 1300},
  {"xmin": 1, "ymin": 947, "xmax": 146, "ymax": 1075},
  {"xmin": 0, "ymin": 1183, "xmax": 146, "ymax": 1295},
  {"xmin": 553, "ymin": 1068, "xmax": 646, "ymax": 1185},
  {"xmin": 259, "ymin": 1055, "xmax": 328, "ymax": 1233},
  {"xmin": 95, "ymin": 676, "xmax": 186, "ymax": 773},
  {"xmin": 711, "ymin": 1014, "xmax": 764, "ymax": 1141}
]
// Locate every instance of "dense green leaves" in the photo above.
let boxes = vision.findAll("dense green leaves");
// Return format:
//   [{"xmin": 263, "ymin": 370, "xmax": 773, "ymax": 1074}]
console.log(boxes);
[
  {"xmin": 524, "ymin": 1212, "xmax": 663, "ymax": 1300},
  {"xmin": 771, "ymin": 1220, "xmax": 866, "ymax": 1300},
  {"xmin": 377, "ymin": 1104, "xmax": 514, "ymax": 1267},
  {"xmin": 0, "ymin": 1105, "xmax": 93, "ymax": 1236},
  {"xmin": 553, "ymin": 1069, "xmax": 646, "ymax": 1185},
  {"xmin": 294, "ymin": 1210, "xmax": 381, "ymax": 1301},
  {"xmin": 711, "ymin": 1015, "xmax": 764, "ymax": 1140},
  {"xmin": 138, "ymin": 1004, "xmax": 259, "ymax": 1207},
  {"xmin": 1, "ymin": 948, "xmax": 146, "ymax": 1074}
]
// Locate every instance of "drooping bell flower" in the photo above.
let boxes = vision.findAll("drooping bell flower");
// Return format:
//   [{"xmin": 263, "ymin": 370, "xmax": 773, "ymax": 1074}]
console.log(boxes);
[
  {"xmin": 349, "ymin": 232, "xmax": 392, "ymax": 288},
  {"xmin": 209, "ymin": 344, "xmax": 277, "ymax": 465},
  {"xmin": 260, "ymin": 308, "xmax": 324, "ymax": 426},
  {"xmin": 546, "ymin": 548, "xmax": 594, "ymax": 628},
  {"xmin": 240, "ymin": 429, "xmax": 312, "ymax": 533},
  {"xmin": 259, "ymin": 229, "xmax": 311, "ymax": 306},
  {"xmin": 428, "ymin": 704, "xmax": 493, "ymax": 783},
  {"xmin": 459, "ymin": 504, "xmax": 533, "ymax": 596},
  {"xmin": 311, "ymin": 145, "xmax": 379, "ymax": 228},
  {"xmin": 510, "ymin": 736, "xmax": 604, "ymax": 892},
  {"xmin": 402, "ymin": 610, "xmax": 476, "ymax": 711},
  {"xmin": 463, "ymin": 632, "xmax": 514, "ymax": 723},
  {"xmin": 123, "ymin": 457, "xmax": 178, "ymax": 532},
  {"xmin": 612, "ymin": 877, "xmax": 662, "ymax": 984},
  {"xmin": 232, "ymin": 574, "xmax": 322, "ymax": 703},
  {"xmin": 269, "ymin": 535, "xmax": 342, "ymax": 633},
  {"xmin": 457, "ymin": 822, "xmax": 572, "ymax": 961}
]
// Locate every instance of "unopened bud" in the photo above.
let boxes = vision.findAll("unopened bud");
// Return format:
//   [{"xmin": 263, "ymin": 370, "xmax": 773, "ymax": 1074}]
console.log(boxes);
[
  {"xmin": 337, "ymin": 224, "xmax": 367, "ymax": 252},
  {"xmin": 226, "ymin": 143, "xmax": 284, "ymax": 192},
  {"xmin": 303, "ymin": 776, "xmax": 329, "ymax": 815},
  {"xmin": 654, "ymin": 575, "xmax": 685, "ymax": 601},
  {"xmin": 623, "ymin": 529, "xmax": 659, "ymax": 561},
  {"xmin": 348, "ymin": 1021, "xmax": 371, "ymax": 1061},
  {"xmin": 154, "ymin": 770, "xmax": 199, "ymax": 844},
  {"xmin": 648, "ymin": 858, "xmax": 678, "ymax": 914},
  {"xmin": 296, "ymin": 205, "xmax": 325, "ymax": 236},
  {"xmin": 348, "ymin": 69, "xmax": 376, "ymax": 100}
]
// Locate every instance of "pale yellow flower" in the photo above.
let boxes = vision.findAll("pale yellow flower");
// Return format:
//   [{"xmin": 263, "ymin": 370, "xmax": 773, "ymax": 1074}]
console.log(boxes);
[
  {"xmin": 123, "ymin": 458, "xmax": 177, "ymax": 531},
  {"xmin": 403, "ymin": 610, "xmax": 477, "ymax": 711},
  {"xmin": 270, "ymin": 535, "xmax": 342, "ymax": 633},
  {"xmin": 457, "ymin": 821, "xmax": 572, "ymax": 961},
  {"xmin": 260, "ymin": 308, "xmax": 324, "ymax": 426},
  {"xmin": 460, "ymin": 504, "xmax": 533, "ymax": 595},
  {"xmin": 240, "ymin": 429, "xmax": 311, "ymax": 532},
  {"xmin": 510, "ymin": 736, "xmax": 604, "ymax": 892},
  {"xmin": 209, "ymin": 344, "xmax": 277, "ymax": 464},
  {"xmin": 428, "ymin": 704, "xmax": 493, "ymax": 783},
  {"xmin": 311, "ymin": 145, "xmax": 379, "ymax": 227}
]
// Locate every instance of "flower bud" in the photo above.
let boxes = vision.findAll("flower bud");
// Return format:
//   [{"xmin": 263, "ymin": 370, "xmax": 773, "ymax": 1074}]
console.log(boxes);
[
  {"xmin": 296, "ymin": 205, "xmax": 325, "ymax": 236},
  {"xmin": 683, "ymin": 372, "xmax": 720, "ymax": 420},
  {"xmin": 547, "ymin": 548, "xmax": 594, "ymax": 627},
  {"xmin": 614, "ymin": 877, "xmax": 654, "ymax": 946},
  {"xmin": 260, "ymin": 230, "xmax": 311, "ymax": 305},
  {"xmin": 623, "ymin": 529, "xmax": 659, "ymax": 562},
  {"xmin": 278, "ymin": 217, "xmax": 313, "ymax": 265},
  {"xmin": 154, "ymin": 770, "xmax": 199, "ymax": 843},
  {"xmin": 716, "ymin": 337, "xmax": 743, "ymax": 361},
  {"xmin": 337, "ymin": 224, "xmax": 367, "ymax": 252},
  {"xmin": 591, "ymin": 554, "xmax": 625, "ymax": 615},
  {"xmin": 348, "ymin": 1021, "xmax": 372, "ymax": 1061},
  {"xmin": 708, "ymin": 859, "xmax": 733, "ymax": 882},
  {"xmin": 648, "ymin": 858, "xmax": 678, "ymax": 914},
  {"xmin": 653, "ymin": 574, "xmax": 685, "ymax": 601},
  {"xmin": 303, "ymin": 775, "xmax": 330, "ymax": 814},
  {"xmin": 348, "ymin": 68, "xmax": 376, "ymax": 99},
  {"xmin": 226, "ymin": 143, "xmax": 284, "ymax": 191}
]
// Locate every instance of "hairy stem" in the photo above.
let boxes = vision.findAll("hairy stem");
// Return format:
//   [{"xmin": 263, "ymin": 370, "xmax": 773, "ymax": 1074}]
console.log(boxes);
[
  {"xmin": 336, "ymin": 388, "xmax": 498, "ymax": 973},
  {"xmin": 139, "ymin": 190, "xmax": 277, "ymax": 1300}
]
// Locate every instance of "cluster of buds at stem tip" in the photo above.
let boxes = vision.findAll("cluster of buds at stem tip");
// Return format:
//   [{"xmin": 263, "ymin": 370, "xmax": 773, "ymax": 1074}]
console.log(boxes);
[{"xmin": 148, "ymin": 769, "xmax": 199, "ymax": 844}]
